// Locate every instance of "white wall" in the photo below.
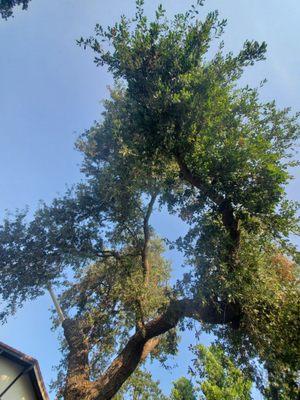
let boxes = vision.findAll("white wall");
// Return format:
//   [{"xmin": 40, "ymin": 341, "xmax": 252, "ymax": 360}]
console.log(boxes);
[{"xmin": 0, "ymin": 356, "xmax": 37, "ymax": 400}]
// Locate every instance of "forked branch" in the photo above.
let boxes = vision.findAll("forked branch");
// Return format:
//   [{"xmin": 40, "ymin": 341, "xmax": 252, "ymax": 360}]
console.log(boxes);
[{"xmin": 62, "ymin": 297, "xmax": 241, "ymax": 400}]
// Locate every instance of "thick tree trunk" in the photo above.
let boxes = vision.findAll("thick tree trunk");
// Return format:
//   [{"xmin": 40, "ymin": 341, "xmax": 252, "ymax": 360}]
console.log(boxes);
[
  {"xmin": 63, "ymin": 319, "xmax": 97, "ymax": 400},
  {"xmin": 63, "ymin": 298, "xmax": 241, "ymax": 400}
]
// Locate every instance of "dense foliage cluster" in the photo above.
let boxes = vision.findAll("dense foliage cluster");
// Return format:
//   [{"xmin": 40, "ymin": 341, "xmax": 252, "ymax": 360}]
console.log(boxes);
[
  {"xmin": 170, "ymin": 377, "xmax": 197, "ymax": 400},
  {"xmin": 191, "ymin": 344, "xmax": 252, "ymax": 399},
  {"xmin": 0, "ymin": 1, "xmax": 299, "ymax": 399},
  {"xmin": 0, "ymin": 0, "xmax": 30, "ymax": 19}
]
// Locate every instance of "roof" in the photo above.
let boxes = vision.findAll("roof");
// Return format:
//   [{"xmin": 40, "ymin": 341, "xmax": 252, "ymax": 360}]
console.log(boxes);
[{"xmin": 0, "ymin": 341, "xmax": 49, "ymax": 400}]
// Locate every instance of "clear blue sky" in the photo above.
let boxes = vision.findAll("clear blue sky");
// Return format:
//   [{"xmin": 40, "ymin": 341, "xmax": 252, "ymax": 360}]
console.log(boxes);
[{"xmin": 0, "ymin": 1, "xmax": 299, "ymax": 398}]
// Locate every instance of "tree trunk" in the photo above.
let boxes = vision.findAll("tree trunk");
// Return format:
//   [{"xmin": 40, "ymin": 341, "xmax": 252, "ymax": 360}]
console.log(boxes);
[
  {"xmin": 62, "ymin": 298, "xmax": 242, "ymax": 400},
  {"xmin": 63, "ymin": 319, "xmax": 96, "ymax": 400}
]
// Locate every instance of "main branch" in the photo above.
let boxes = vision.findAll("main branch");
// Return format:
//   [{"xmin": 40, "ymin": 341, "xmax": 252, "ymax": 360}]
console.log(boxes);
[{"xmin": 63, "ymin": 297, "xmax": 241, "ymax": 400}]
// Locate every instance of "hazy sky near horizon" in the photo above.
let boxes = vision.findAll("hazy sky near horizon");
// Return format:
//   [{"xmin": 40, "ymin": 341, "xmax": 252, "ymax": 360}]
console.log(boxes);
[{"xmin": 0, "ymin": 1, "xmax": 299, "ymax": 398}]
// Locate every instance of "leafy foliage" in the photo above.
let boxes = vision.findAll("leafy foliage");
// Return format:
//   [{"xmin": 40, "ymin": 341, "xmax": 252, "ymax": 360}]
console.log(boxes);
[
  {"xmin": 0, "ymin": 1, "xmax": 299, "ymax": 399},
  {"xmin": 113, "ymin": 368, "xmax": 168, "ymax": 400},
  {"xmin": 170, "ymin": 377, "xmax": 197, "ymax": 400},
  {"xmin": 191, "ymin": 344, "xmax": 252, "ymax": 400},
  {"xmin": 0, "ymin": 0, "xmax": 31, "ymax": 19},
  {"xmin": 77, "ymin": 1, "xmax": 300, "ymax": 394}
]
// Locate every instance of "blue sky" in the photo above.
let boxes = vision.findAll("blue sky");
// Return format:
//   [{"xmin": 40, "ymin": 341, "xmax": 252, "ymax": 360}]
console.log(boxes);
[{"xmin": 0, "ymin": 1, "xmax": 299, "ymax": 398}]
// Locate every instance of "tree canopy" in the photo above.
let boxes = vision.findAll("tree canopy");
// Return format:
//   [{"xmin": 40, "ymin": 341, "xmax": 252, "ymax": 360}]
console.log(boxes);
[
  {"xmin": 170, "ymin": 377, "xmax": 197, "ymax": 400},
  {"xmin": 0, "ymin": 1, "xmax": 299, "ymax": 399},
  {"xmin": 167, "ymin": 345, "xmax": 252, "ymax": 400},
  {"xmin": 0, "ymin": 0, "xmax": 31, "ymax": 19},
  {"xmin": 191, "ymin": 344, "xmax": 252, "ymax": 400}
]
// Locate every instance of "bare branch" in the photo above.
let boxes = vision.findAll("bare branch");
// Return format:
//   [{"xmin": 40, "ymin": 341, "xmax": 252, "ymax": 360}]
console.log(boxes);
[{"xmin": 48, "ymin": 285, "xmax": 66, "ymax": 324}]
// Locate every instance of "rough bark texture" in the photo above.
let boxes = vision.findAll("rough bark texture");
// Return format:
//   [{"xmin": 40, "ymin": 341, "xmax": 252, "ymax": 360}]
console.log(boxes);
[
  {"xmin": 63, "ymin": 319, "xmax": 96, "ymax": 400},
  {"xmin": 62, "ymin": 298, "xmax": 242, "ymax": 400}
]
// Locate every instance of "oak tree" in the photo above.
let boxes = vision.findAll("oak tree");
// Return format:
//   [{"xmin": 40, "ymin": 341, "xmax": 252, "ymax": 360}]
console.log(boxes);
[{"xmin": 1, "ymin": 1, "xmax": 299, "ymax": 399}]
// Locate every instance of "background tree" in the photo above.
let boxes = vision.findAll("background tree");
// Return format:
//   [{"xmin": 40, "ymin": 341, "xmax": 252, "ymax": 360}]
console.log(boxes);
[
  {"xmin": 0, "ymin": 1, "xmax": 299, "ymax": 400},
  {"xmin": 0, "ymin": 0, "xmax": 31, "ymax": 19},
  {"xmin": 170, "ymin": 377, "xmax": 197, "ymax": 400},
  {"xmin": 191, "ymin": 344, "xmax": 252, "ymax": 400},
  {"xmin": 168, "ymin": 345, "xmax": 252, "ymax": 400},
  {"xmin": 113, "ymin": 368, "xmax": 167, "ymax": 400}
]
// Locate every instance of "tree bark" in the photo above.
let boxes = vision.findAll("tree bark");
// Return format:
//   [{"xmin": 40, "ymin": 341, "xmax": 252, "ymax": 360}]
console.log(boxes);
[
  {"xmin": 63, "ymin": 298, "xmax": 241, "ymax": 400},
  {"xmin": 63, "ymin": 319, "xmax": 96, "ymax": 400}
]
